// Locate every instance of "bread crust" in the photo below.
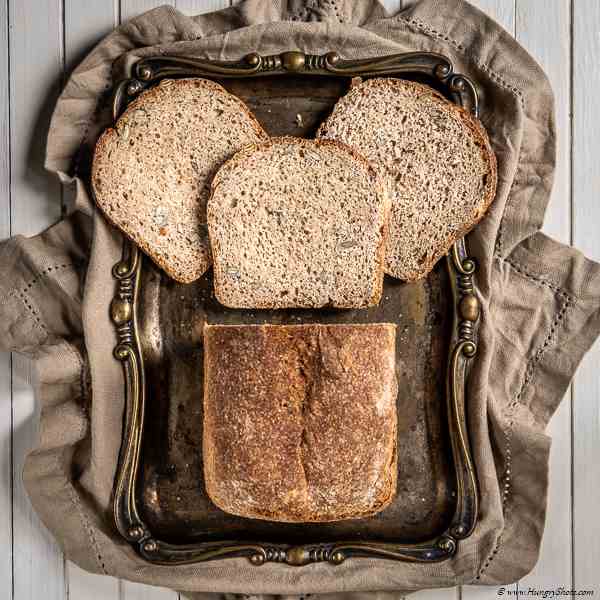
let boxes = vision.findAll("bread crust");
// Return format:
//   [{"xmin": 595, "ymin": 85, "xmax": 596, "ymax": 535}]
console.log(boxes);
[
  {"xmin": 91, "ymin": 77, "xmax": 268, "ymax": 284},
  {"xmin": 207, "ymin": 136, "xmax": 390, "ymax": 308},
  {"xmin": 203, "ymin": 323, "xmax": 398, "ymax": 522},
  {"xmin": 317, "ymin": 77, "xmax": 498, "ymax": 282}
]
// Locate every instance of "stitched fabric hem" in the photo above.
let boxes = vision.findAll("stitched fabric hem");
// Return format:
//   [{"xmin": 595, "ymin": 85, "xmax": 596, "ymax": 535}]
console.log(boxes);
[{"xmin": 475, "ymin": 259, "xmax": 575, "ymax": 581}]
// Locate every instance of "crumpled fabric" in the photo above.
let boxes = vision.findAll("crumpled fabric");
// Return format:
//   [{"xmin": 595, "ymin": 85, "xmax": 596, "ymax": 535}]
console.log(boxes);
[{"xmin": 1, "ymin": 0, "xmax": 600, "ymax": 596}]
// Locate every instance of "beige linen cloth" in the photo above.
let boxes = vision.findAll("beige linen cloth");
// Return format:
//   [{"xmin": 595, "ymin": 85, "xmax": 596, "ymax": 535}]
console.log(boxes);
[{"xmin": 2, "ymin": 0, "xmax": 600, "ymax": 595}]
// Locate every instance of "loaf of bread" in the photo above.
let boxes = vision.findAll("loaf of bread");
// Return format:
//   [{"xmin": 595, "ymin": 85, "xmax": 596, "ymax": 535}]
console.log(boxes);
[
  {"xmin": 317, "ymin": 78, "xmax": 497, "ymax": 281},
  {"xmin": 203, "ymin": 323, "xmax": 398, "ymax": 522},
  {"xmin": 91, "ymin": 78, "xmax": 268, "ymax": 283},
  {"xmin": 207, "ymin": 137, "xmax": 390, "ymax": 309}
]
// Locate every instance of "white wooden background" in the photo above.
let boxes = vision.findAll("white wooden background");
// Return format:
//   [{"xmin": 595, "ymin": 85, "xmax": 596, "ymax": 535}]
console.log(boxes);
[{"xmin": 0, "ymin": 1, "xmax": 597, "ymax": 599}]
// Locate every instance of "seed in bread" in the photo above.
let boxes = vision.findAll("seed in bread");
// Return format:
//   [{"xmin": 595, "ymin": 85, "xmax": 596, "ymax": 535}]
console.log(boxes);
[
  {"xmin": 207, "ymin": 137, "xmax": 390, "ymax": 309},
  {"xmin": 91, "ymin": 78, "xmax": 268, "ymax": 283},
  {"xmin": 203, "ymin": 323, "xmax": 398, "ymax": 523},
  {"xmin": 317, "ymin": 78, "xmax": 497, "ymax": 281}
]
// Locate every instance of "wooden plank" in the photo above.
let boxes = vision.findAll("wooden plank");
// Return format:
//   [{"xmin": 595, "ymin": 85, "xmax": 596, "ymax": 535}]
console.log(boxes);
[
  {"xmin": 120, "ymin": 0, "xmax": 175, "ymax": 23},
  {"xmin": 8, "ymin": 0, "xmax": 63, "ymax": 236},
  {"xmin": 470, "ymin": 0, "xmax": 515, "ymax": 33},
  {"xmin": 62, "ymin": 1, "xmax": 122, "ymax": 598},
  {"xmin": 0, "ymin": 0, "xmax": 12, "ymax": 596},
  {"xmin": 12, "ymin": 357, "xmax": 65, "ymax": 600},
  {"xmin": 515, "ymin": 0, "xmax": 573, "ymax": 592},
  {"xmin": 572, "ymin": 0, "xmax": 600, "ymax": 593},
  {"xmin": 67, "ymin": 563, "xmax": 120, "ymax": 600},
  {"xmin": 0, "ymin": 0, "xmax": 9, "ymax": 238},
  {"xmin": 64, "ymin": 0, "xmax": 119, "ymax": 74},
  {"xmin": 381, "ymin": 0, "xmax": 402, "ymax": 16},
  {"xmin": 9, "ymin": 0, "xmax": 66, "ymax": 598}
]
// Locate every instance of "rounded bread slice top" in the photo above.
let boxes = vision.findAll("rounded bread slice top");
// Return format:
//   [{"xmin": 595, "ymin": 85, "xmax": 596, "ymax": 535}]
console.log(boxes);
[
  {"xmin": 91, "ymin": 77, "xmax": 268, "ymax": 283},
  {"xmin": 317, "ymin": 78, "xmax": 497, "ymax": 281}
]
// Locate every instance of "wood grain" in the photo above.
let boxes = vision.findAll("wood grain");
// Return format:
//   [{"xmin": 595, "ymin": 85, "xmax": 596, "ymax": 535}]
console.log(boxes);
[
  {"xmin": 381, "ymin": 0, "xmax": 402, "ymax": 16},
  {"xmin": 470, "ymin": 0, "xmax": 515, "ymax": 33},
  {"xmin": 0, "ymin": 0, "xmax": 8, "ymax": 240},
  {"xmin": 12, "ymin": 357, "xmax": 65, "ymax": 600},
  {"xmin": 0, "ymin": 4, "xmax": 12, "ymax": 599},
  {"xmin": 9, "ymin": 0, "xmax": 65, "ymax": 599},
  {"xmin": 64, "ymin": 0, "xmax": 119, "ymax": 73},
  {"xmin": 516, "ymin": 0, "xmax": 573, "ymax": 592},
  {"xmin": 8, "ymin": 0, "xmax": 62, "ymax": 235},
  {"xmin": 67, "ymin": 563, "xmax": 120, "ymax": 600},
  {"xmin": 572, "ymin": 0, "xmax": 600, "ymax": 592}
]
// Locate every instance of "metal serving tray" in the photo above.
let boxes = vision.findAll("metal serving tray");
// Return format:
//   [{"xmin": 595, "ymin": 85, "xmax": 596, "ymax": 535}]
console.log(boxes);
[{"xmin": 108, "ymin": 50, "xmax": 481, "ymax": 567}]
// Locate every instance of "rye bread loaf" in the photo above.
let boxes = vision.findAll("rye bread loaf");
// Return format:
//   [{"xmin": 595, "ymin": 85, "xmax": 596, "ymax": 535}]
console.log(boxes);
[
  {"xmin": 317, "ymin": 78, "xmax": 497, "ymax": 281},
  {"xmin": 203, "ymin": 323, "xmax": 398, "ymax": 522},
  {"xmin": 91, "ymin": 78, "xmax": 268, "ymax": 283},
  {"xmin": 207, "ymin": 137, "xmax": 390, "ymax": 309}
]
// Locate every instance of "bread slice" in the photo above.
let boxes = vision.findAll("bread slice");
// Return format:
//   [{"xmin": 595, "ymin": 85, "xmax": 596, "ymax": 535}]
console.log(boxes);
[
  {"xmin": 91, "ymin": 78, "xmax": 268, "ymax": 283},
  {"xmin": 317, "ymin": 78, "xmax": 497, "ymax": 281},
  {"xmin": 207, "ymin": 137, "xmax": 390, "ymax": 309},
  {"xmin": 203, "ymin": 323, "xmax": 398, "ymax": 522}
]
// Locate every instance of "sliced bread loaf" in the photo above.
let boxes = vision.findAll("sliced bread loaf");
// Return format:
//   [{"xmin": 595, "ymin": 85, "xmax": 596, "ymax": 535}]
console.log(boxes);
[
  {"xmin": 207, "ymin": 137, "xmax": 390, "ymax": 309},
  {"xmin": 203, "ymin": 323, "xmax": 398, "ymax": 522},
  {"xmin": 91, "ymin": 78, "xmax": 268, "ymax": 283},
  {"xmin": 317, "ymin": 78, "xmax": 497, "ymax": 281}
]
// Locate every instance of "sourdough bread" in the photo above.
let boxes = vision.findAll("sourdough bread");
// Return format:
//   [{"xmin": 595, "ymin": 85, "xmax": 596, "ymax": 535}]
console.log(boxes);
[
  {"xmin": 207, "ymin": 137, "xmax": 390, "ymax": 309},
  {"xmin": 317, "ymin": 78, "xmax": 497, "ymax": 281},
  {"xmin": 203, "ymin": 323, "xmax": 398, "ymax": 522},
  {"xmin": 91, "ymin": 78, "xmax": 268, "ymax": 283}
]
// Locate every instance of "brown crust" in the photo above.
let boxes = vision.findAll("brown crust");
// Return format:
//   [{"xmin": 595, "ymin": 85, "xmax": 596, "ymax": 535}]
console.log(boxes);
[
  {"xmin": 91, "ymin": 78, "xmax": 268, "ymax": 284},
  {"xmin": 207, "ymin": 136, "xmax": 389, "ymax": 308},
  {"xmin": 317, "ymin": 77, "xmax": 498, "ymax": 282},
  {"xmin": 203, "ymin": 323, "xmax": 398, "ymax": 523}
]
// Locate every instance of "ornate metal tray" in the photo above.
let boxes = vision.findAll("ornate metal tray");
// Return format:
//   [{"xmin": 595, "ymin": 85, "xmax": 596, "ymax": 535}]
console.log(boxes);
[{"xmin": 109, "ymin": 51, "xmax": 481, "ymax": 567}]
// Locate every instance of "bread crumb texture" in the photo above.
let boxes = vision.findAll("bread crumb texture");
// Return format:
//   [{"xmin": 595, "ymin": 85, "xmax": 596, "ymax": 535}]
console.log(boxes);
[
  {"xmin": 91, "ymin": 78, "xmax": 268, "ymax": 283},
  {"xmin": 208, "ymin": 137, "xmax": 390, "ymax": 309},
  {"xmin": 203, "ymin": 323, "xmax": 398, "ymax": 522},
  {"xmin": 318, "ymin": 78, "xmax": 497, "ymax": 281}
]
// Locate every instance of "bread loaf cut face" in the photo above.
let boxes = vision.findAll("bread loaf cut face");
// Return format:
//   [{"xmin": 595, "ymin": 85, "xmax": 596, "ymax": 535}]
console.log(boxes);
[
  {"xmin": 203, "ymin": 323, "xmax": 398, "ymax": 523},
  {"xmin": 91, "ymin": 78, "xmax": 268, "ymax": 283},
  {"xmin": 317, "ymin": 78, "xmax": 497, "ymax": 281},
  {"xmin": 207, "ymin": 137, "xmax": 390, "ymax": 309}
]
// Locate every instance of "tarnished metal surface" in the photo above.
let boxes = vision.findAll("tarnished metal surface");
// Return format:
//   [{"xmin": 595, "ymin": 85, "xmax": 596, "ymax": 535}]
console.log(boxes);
[
  {"xmin": 138, "ymin": 264, "xmax": 453, "ymax": 544},
  {"xmin": 110, "ymin": 51, "xmax": 480, "ymax": 566}
]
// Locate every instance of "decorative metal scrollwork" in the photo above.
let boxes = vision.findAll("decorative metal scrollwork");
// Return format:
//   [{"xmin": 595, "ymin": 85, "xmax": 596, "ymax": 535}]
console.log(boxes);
[{"xmin": 110, "ymin": 50, "xmax": 480, "ymax": 566}]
